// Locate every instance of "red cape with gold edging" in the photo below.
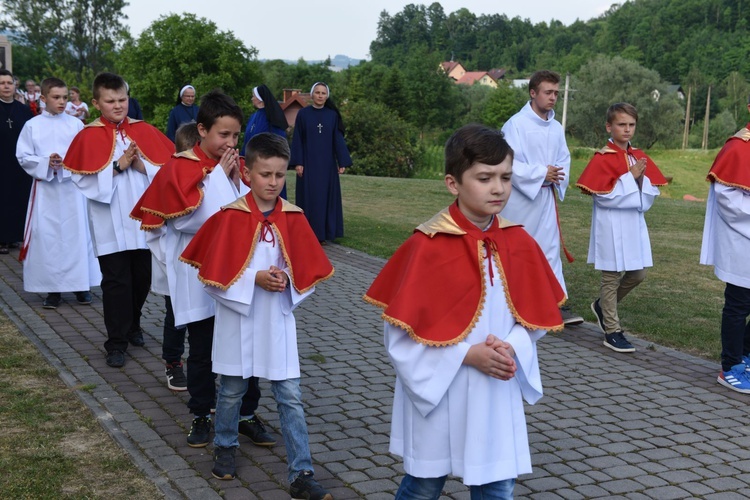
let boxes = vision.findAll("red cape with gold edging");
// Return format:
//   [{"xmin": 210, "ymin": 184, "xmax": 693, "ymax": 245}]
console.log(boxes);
[
  {"xmin": 63, "ymin": 117, "xmax": 174, "ymax": 175},
  {"xmin": 707, "ymin": 124, "xmax": 750, "ymax": 191},
  {"xmin": 130, "ymin": 144, "xmax": 216, "ymax": 229},
  {"xmin": 576, "ymin": 142, "xmax": 668, "ymax": 195},
  {"xmin": 180, "ymin": 193, "xmax": 334, "ymax": 293},
  {"xmin": 363, "ymin": 202, "xmax": 565, "ymax": 347}
]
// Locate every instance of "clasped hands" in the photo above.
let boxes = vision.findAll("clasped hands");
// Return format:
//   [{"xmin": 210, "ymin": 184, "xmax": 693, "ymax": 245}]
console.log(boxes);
[
  {"xmin": 255, "ymin": 265, "xmax": 289, "ymax": 293},
  {"xmin": 116, "ymin": 142, "xmax": 146, "ymax": 174},
  {"xmin": 464, "ymin": 334, "xmax": 517, "ymax": 381}
]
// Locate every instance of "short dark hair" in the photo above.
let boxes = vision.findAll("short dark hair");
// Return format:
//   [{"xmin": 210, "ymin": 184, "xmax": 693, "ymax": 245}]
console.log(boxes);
[
  {"xmin": 0, "ymin": 69, "xmax": 13, "ymax": 79},
  {"xmin": 444, "ymin": 124, "xmax": 513, "ymax": 183},
  {"xmin": 92, "ymin": 72, "xmax": 126, "ymax": 100},
  {"xmin": 529, "ymin": 70, "xmax": 560, "ymax": 94},
  {"xmin": 70, "ymin": 86, "xmax": 81, "ymax": 94},
  {"xmin": 175, "ymin": 122, "xmax": 201, "ymax": 153},
  {"xmin": 606, "ymin": 102, "xmax": 638, "ymax": 123},
  {"xmin": 41, "ymin": 77, "xmax": 67, "ymax": 97},
  {"xmin": 245, "ymin": 132, "xmax": 290, "ymax": 169},
  {"xmin": 196, "ymin": 90, "xmax": 243, "ymax": 131}
]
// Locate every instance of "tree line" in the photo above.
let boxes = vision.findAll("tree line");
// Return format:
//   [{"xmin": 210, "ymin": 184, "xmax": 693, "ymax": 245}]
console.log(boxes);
[{"xmin": 3, "ymin": 1, "xmax": 748, "ymax": 178}]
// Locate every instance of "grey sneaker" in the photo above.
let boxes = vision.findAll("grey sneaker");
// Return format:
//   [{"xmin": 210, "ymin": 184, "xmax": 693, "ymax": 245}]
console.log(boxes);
[
  {"xmin": 560, "ymin": 305, "xmax": 584, "ymax": 326},
  {"xmin": 604, "ymin": 330, "xmax": 635, "ymax": 353},
  {"xmin": 289, "ymin": 470, "xmax": 332, "ymax": 500},
  {"xmin": 212, "ymin": 446, "xmax": 236, "ymax": 480}
]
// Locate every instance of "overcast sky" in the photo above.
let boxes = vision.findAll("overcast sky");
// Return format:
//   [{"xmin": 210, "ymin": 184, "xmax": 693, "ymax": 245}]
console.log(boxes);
[{"xmin": 123, "ymin": 0, "xmax": 615, "ymax": 61}]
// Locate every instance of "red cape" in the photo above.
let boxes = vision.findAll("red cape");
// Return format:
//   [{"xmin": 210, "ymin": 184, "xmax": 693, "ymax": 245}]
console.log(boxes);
[
  {"xmin": 180, "ymin": 193, "xmax": 334, "ymax": 293},
  {"xmin": 707, "ymin": 124, "xmax": 750, "ymax": 191},
  {"xmin": 131, "ymin": 145, "xmax": 216, "ymax": 229},
  {"xmin": 576, "ymin": 142, "xmax": 668, "ymax": 195},
  {"xmin": 364, "ymin": 202, "xmax": 565, "ymax": 346},
  {"xmin": 63, "ymin": 117, "xmax": 174, "ymax": 175}
]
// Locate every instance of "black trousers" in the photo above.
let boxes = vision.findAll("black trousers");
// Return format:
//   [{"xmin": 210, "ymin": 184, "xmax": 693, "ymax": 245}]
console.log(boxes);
[
  {"xmin": 98, "ymin": 250, "xmax": 151, "ymax": 353},
  {"xmin": 721, "ymin": 283, "xmax": 750, "ymax": 371},
  {"xmin": 185, "ymin": 316, "xmax": 261, "ymax": 417}
]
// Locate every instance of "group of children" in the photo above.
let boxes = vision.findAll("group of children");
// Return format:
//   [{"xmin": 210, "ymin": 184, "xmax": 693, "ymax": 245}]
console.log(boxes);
[{"xmin": 10, "ymin": 66, "xmax": 750, "ymax": 500}]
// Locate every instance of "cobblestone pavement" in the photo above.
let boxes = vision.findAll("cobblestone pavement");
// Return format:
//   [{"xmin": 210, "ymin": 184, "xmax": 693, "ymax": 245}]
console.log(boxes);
[{"xmin": 2, "ymin": 243, "xmax": 750, "ymax": 500}]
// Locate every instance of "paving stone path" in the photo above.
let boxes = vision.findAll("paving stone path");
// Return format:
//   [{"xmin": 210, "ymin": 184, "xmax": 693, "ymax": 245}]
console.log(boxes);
[{"xmin": 1, "ymin": 244, "xmax": 749, "ymax": 499}]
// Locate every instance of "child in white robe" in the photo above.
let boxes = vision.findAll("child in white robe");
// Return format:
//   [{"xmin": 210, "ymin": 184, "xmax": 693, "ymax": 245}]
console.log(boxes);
[
  {"xmin": 365, "ymin": 125, "xmax": 565, "ymax": 499},
  {"xmin": 179, "ymin": 133, "xmax": 335, "ymax": 499},
  {"xmin": 16, "ymin": 77, "xmax": 100, "ymax": 309}
]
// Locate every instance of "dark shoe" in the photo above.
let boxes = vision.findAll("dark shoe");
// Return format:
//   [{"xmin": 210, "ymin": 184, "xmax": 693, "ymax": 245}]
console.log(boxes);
[
  {"xmin": 238, "ymin": 416, "xmax": 276, "ymax": 446},
  {"xmin": 106, "ymin": 350, "xmax": 125, "ymax": 367},
  {"xmin": 590, "ymin": 299, "xmax": 606, "ymax": 333},
  {"xmin": 165, "ymin": 362, "xmax": 187, "ymax": 391},
  {"xmin": 127, "ymin": 328, "xmax": 146, "ymax": 347},
  {"xmin": 290, "ymin": 470, "xmax": 332, "ymax": 500},
  {"xmin": 211, "ymin": 446, "xmax": 237, "ymax": 480},
  {"xmin": 187, "ymin": 416, "xmax": 211, "ymax": 448},
  {"xmin": 604, "ymin": 330, "xmax": 636, "ymax": 353},
  {"xmin": 0, "ymin": 244, "xmax": 8, "ymax": 255},
  {"xmin": 43, "ymin": 293, "xmax": 62, "ymax": 309},
  {"xmin": 560, "ymin": 305, "xmax": 584, "ymax": 326},
  {"xmin": 75, "ymin": 291, "xmax": 92, "ymax": 304}
]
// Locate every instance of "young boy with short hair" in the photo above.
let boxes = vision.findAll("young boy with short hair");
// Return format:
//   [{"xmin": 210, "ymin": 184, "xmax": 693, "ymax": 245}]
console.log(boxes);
[
  {"xmin": 701, "ymin": 97, "xmax": 750, "ymax": 393},
  {"xmin": 364, "ymin": 124, "xmax": 564, "ymax": 499},
  {"xmin": 16, "ymin": 77, "xmax": 100, "ymax": 309},
  {"xmin": 180, "ymin": 133, "xmax": 335, "ymax": 499},
  {"xmin": 63, "ymin": 72, "xmax": 174, "ymax": 368},
  {"xmin": 576, "ymin": 103, "xmax": 667, "ymax": 353},
  {"xmin": 132, "ymin": 91, "xmax": 275, "ymax": 449}
]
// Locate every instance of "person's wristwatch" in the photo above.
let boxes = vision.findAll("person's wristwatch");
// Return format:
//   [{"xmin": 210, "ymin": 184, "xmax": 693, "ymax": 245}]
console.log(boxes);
[{"xmin": 112, "ymin": 161, "xmax": 123, "ymax": 173}]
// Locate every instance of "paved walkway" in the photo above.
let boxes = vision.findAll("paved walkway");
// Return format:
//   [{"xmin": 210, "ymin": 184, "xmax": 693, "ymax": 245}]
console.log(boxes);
[{"xmin": 2, "ymin": 244, "xmax": 750, "ymax": 499}]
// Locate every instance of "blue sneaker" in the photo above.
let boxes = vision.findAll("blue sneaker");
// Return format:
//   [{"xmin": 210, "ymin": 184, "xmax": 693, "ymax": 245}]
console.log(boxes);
[
  {"xmin": 743, "ymin": 355, "xmax": 750, "ymax": 372},
  {"xmin": 717, "ymin": 364, "xmax": 750, "ymax": 394}
]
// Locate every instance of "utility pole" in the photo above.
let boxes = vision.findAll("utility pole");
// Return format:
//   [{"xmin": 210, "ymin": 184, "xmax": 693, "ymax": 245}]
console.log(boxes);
[
  {"xmin": 562, "ymin": 72, "xmax": 570, "ymax": 132},
  {"xmin": 701, "ymin": 85, "xmax": 711, "ymax": 150},
  {"xmin": 682, "ymin": 85, "xmax": 692, "ymax": 149}
]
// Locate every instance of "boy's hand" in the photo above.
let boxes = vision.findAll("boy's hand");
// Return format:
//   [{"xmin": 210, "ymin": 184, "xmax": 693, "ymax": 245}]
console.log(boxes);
[
  {"xmin": 295, "ymin": 165, "xmax": 304, "ymax": 177},
  {"xmin": 219, "ymin": 147, "xmax": 240, "ymax": 178},
  {"xmin": 464, "ymin": 335, "xmax": 517, "ymax": 380},
  {"xmin": 49, "ymin": 153, "xmax": 63, "ymax": 170},
  {"xmin": 255, "ymin": 267, "xmax": 288, "ymax": 292},
  {"xmin": 630, "ymin": 158, "xmax": 647, "ymax": 180},
  {"xmin": 546, "ymin": 165, "xmax": 565, "ymax": 184}
]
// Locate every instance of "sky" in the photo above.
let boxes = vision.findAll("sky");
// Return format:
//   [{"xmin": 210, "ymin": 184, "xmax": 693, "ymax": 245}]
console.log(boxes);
[{"xmin": 123, "ymin": 0, "xmax": 615, "ymax": 61}]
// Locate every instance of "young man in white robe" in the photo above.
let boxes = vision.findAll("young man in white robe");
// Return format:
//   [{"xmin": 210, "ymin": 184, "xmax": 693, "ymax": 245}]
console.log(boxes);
[
  {"xmin": 16, "ymin": 77, "xmax": 100, "ymax": 308},
  {"xmin": 131, "ymin": 92, "xmax": 274, "ymax": 450},
  {"xmin": 501, "ymin": 69, "xmax": 583, "ymax": 326},
  {"xmin": 701, "ymin": 99, "xmax": 750, "ymax": 393},
  {"xmin": 365, "ymin": 125, "xmax": 565, "ymax": 499},
  {"xmin": 180, "ymin": 133, "xmax": 335, "ymax": 499},
  {"xmin": 63, "ymin": 72, "xmax": 174, "ymax": 368},
  {"xmin": 576, "ymin": 103, "xmax": 667, "ymax": 353}
]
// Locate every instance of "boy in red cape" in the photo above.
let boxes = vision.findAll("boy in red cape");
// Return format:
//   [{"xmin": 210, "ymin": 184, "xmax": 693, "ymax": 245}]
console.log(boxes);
[
  {"xmin": 180, "ymin": 133, "xmax": 335, "ymax": 499},
  {"xmin": 364, "ymin": 124, "xmax": 564, "ymax": 499},
  {"xmin": 576, "ymin": 102, "xmax": 667, "ymax": 354},
  {"xmin": 63, "ymin": 72, "xmax": 174, "ymax": 368},
  {"xmin": 701, "ymin": 99, "xmax": 750, "ymax": 393}
]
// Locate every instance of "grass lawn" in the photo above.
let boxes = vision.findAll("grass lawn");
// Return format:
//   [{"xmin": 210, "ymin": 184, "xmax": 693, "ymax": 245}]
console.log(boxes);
[
  {"xmin": 287, "ymin": 147, "xmax": 726, "ymax": 360},
  {"xmin": 0, "ymin": 315, "xmax": 161, "ymax": 498}
]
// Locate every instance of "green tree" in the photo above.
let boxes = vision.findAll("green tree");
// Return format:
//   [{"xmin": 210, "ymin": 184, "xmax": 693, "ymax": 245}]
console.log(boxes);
[
  {"xmin": 568, "ymin": 55, "xmax": 683, "ymax": 148},
  {"xmin": 341, "ymin": 101, "xmax": 422, "ymax": 178},
  {"xmin": 481, "ymin": 83, "xmax": 526, "ymax": 129},
  {"xmin": 720, "ymin": 71, "xmax": 750, "ymax": 127},
  {"xmin": 117, "ymin": 13, "xmax": 261, "ymax": 131}
]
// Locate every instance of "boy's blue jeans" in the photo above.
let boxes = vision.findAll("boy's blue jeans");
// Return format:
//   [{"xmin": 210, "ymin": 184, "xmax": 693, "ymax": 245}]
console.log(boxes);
[
  {"xmin": 396, "ymin": 474, "xmax": 514, "ymax": 500},
  {"xmin": 214, "ymin": 374, "xmax": 313, "ymax": 483}
]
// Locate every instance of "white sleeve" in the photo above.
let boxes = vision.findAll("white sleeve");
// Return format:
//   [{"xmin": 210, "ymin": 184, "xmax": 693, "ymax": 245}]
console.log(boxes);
[
  {"xmin": 594, "ymin": 173, "xmax": 659, "ymax": 212},
  {"xmin": 715, "ymin": 183, "xmax": 750, "ymax": 239},
  {"xmin": 71, "ymin": 168, "xmax": 116, "ymax": 203},
  {"xmin": 504, "ymin": 325, "xmax": 545, "ymax": 404},
  {"xmin": 385, "ymin": 322, "xmax": 470, "ymax": 418},
  {"xmin": 501, "ymin": 120, "xmax": 549, "ymax": 201},
  {"xmin": 16, "ymin": 123, "xmax": 55, "ymax": 182},
  {"xmin": 172, "ymin": 167, "xmax": 239, "ymax": 234},
  {"xmin": 554, "ymin": 132, "xmax": 571, "ymax": 201}
]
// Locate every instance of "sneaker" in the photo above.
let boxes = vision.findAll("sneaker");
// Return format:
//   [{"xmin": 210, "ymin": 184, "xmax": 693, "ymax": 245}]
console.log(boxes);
[
  {"xmin": 560, "ymin": 305, "xmax": 584, "ymax": 326},
  {"xmin": 43, "ymin": 293, "xmax": 62, "ymax": 309},
  {"xmin": 590, "ymin": 299, "xmax": 606, "ymax": 333},
  {"xmin": 212, "ymin": 446, "xmax": 237, "ymax": 480},
  {"xmin": 165, "ymin": 362, "xmax": 187, "ymax": 391},
  {"xmin": 238, "ymin": 416, "xmax": 276, "ymax": 446},
  {"xmin": 603, "ymin": 330, "xmax": 636, "ymax": 353},
  {"xmin": 743, "ymin": 355, "xmax": 750, "ymax": 372},
  {"xmin": 127, "ymin": 328, "xmax": 146, "ymax": 347},
  {"xmin": 289, "ymin": 470, "xmax": 332, "ymax": 500},
  {"xmin": 106, "ymin": 350, "xmax": 125, "ymax": 367},
  {"xmin": 718, "ymin": 364, "xmax": 750, "ymax": 394},
  {"xmin": 187, "ymin": 416, "xmax": 211, "ymax": 447},
  {"xmin": 75, "ymin": 291, "xmax": 92, "ymax": 304}
]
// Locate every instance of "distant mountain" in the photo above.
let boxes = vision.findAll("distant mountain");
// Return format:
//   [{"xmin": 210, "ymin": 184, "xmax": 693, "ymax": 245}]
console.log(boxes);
[{"xmin": 261, "ymin": 54, "xmax": 365, "ymax": 70}]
